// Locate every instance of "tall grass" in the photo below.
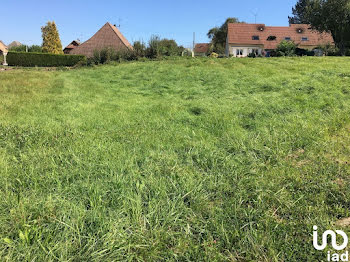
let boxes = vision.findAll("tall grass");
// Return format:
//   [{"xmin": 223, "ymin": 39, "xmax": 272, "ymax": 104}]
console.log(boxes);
[{"xmin": 0, "ymin": 57, "xmax": 350, "ymax": 261}]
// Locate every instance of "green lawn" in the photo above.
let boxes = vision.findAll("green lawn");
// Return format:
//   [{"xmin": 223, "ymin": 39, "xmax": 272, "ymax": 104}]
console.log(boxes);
[{"xmin": 0, "ymin": 57, "xmax": 350, "ymax": 261}]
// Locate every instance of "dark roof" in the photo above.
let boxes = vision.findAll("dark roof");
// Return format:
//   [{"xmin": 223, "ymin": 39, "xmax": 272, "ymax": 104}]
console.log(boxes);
[
  {"xmin": 227, "ymin": 23, "xmax": 334, "ymax": 49},
  {"xmin": 64, "ymin": 40, "xmax": 81, "ymax": 50},
  {"xmin": 194, "ymin": 43, "xmax": 209, "ymax": 53},
  {"xmin": 70, "ymin": 22, "xmax": 132, "ymax": 57}
]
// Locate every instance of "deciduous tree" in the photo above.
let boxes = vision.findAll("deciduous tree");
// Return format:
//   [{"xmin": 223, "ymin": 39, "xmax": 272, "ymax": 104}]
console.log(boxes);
[{"xmin": 207, "ymin": 18, "xmax": 245, "ymax": 54}]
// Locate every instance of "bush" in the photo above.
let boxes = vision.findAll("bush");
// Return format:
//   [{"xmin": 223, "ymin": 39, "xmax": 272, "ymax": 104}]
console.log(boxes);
[
  {"xmin": 346, "ymin": 49, "xmax": 350, "ymax": 56},
  {"xmin": 247, "ymin": 52, "xmax": 257, "ymax": 58},
  {"xmin": 276, "ymin": 40, "xmax": 297, "ymax": 56},
  {"xmin": 92, "ymin": 48, "xmax": 138, "ymax": 65},
  {"xmin": 316, "ymin": 43, "xmax": 340, "ymax": 56},
  {"xmin": 7, "ymin": 52, "xmax": 86, "ymax": 67},
  {"xmin": 146, "ymin": 35, "xmax": 184, "ymax": 59},
  {"xmin": 146, "ymin": 35, "xmax": 161, "ymax": 59},
  {"xmin": 209, "ymin": 52, "xmax": 219, "ymax": 58},
  {"xmin": 133, "ymin": 41, "xmax": 146, "ymax": 57},
  {"xmin": 91, "ymin": 36, "xmax": 184, "ymax": 65}
]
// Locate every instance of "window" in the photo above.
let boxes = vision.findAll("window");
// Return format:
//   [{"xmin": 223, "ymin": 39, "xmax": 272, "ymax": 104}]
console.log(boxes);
[
  {"xmin": 252, "ymin": 49, "xmax": 259, "ymax": 55},
  {"xmin": 252, "ymin": 36, "xmax": 260, "ymax": 40},
  {"xmin": 285, "ymin": 37, "xmax": 291, "ymax": 41},
  {"xmin": 267, "ymin": 36, "xmax": 277, "ymax": 41},
  {"xmin": 236, "ymin": 49, "xmax": 243, "ymax": 56},
  {"xmin": 302, "ymin": 37, "xmax": 309, "ymax": 41}
]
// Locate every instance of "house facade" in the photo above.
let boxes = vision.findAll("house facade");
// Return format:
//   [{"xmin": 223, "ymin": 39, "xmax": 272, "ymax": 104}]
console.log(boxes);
[
  {"xmin": 70, "ymin": 22, "xmax": 132, "ymax": 57},
  {"xmin": 226, "ymin": 23, "xmax": 334, "ymax": 57}
]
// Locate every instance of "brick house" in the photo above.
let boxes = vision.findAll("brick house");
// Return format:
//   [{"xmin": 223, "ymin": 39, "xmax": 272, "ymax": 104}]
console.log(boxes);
[
  {"xmin": 226, "ymin": 23, "xmax": 334, "ymax": 57},
  {"xmin": 69, "ymin": 22, "xmax": 132, "ymax": 57}
]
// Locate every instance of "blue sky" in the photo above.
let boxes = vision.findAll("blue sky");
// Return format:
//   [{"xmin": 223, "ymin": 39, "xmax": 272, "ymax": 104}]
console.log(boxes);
[{"xmin": 2, "ymin": 0, "xmax": 297, "ymax": 48}]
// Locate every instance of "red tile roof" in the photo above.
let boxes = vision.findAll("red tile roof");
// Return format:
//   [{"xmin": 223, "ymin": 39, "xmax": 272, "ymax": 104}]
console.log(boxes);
[
  {"xmin": 227, "ymin": 24, "xmax": 334, "ymax": 49},
  {"xmin": 194, "ymin": 43, "xmax": 209, "ymax": 53},
  {"xmin": 70, "ymin": 23, "xmax": 132, "ymax": 57}
]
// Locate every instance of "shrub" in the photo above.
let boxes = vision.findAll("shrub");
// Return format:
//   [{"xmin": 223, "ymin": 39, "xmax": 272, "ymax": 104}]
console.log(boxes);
[
  {"xmin": 92, "ymin": 48, "xmax": 138, "ymax": 65},
  {"xmin": 7, "ymin": 52, "xmax": 86, "ymax": 67},
  {"xmin": 87, "ymin": 36, "xmax": 184, "ymax": 65},
  {"xmin": 276, "ymin": 40, "xmax": 297, "ymax": 56},
  {"xmin": 247, "ymin": 52, "xmax": 257, "ymax": 58},
  {"xmin": 146, "ymin": 35, "xmax": 161, "ymax": 59},
  {"xmin": 346, "ymin": 49, "xmax": 350, "ymax": 56},
  {"xmin": 146, "ymin": 35, "xmax": 184, "ymax": 59},
  {"xmin": 158, "ymin": 39, "xmax": 182, "ymax": 56},
  {"xmin": 209, "ymin": 52, "xmax": 219, "ymax": 58},
  {"xmin": 316, "ymin": 43, "xmax": 340, "ymax": 56},
  {"xmin": 133, "ymin": 41, "xmax": 146, "ymax": 57}
]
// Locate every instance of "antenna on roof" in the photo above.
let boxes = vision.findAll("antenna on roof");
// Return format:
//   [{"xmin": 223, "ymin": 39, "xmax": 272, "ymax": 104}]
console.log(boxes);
[
  {"xmin": 251, "ymin": 8, "xmax": 259, "ymax": 24},
  {"xmin": 115, "ymin": 18, "xmax": 122, "ymax": 28}
]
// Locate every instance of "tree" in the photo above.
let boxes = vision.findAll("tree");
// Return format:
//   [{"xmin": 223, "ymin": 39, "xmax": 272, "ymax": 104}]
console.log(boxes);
[
  {"xmin": 288, "ymin": 0, "xmax": 310, "ymax": 24},
  {"xmin": 289, "ymin": 0, "xmax": 350, "ymax": 55},
  {"xmin": 10, "ymin": 45, "xmax": 42, "ymax": 53},
  {"xmin": 207, "ymin": 18, "xmax": 245, "ymax": 54},
  {"xmin": 41, "ymin": 21, "xmax": 63, "ymax": 54}
]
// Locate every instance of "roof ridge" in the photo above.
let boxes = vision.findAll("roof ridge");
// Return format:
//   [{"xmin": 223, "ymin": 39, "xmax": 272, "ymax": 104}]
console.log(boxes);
[{"xmin": 107, "ymin": 22, "xmax": 132, "ymax": 49}]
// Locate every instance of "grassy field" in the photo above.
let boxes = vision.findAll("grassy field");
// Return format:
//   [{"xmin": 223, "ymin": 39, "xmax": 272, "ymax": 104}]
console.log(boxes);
[{"xmin": 0, "ymin": 57, "xmax": 350, "ymax": 261}]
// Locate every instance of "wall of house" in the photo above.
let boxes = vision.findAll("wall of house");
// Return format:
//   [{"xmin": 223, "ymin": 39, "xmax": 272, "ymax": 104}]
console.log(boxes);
[{"xmin": 227, "ymin": 45, "xmax": 264, "ymax": 57}]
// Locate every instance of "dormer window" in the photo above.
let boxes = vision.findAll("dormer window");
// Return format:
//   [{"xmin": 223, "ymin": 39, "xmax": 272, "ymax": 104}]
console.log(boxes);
[
  {"xmin": 252, "ymin": 36, "xmax": 260, "ymax": 40},
  {"xmin": 257, "ymin": 25, "xmax": 265, "ymax": 32},
  {"xmin": 301, "ymin": 37, "xmax": 309, "ymax": 41},
  {"xmin": 296, "ymin": 28, "xmax": 304, "ymax": 34},
  {"xmin": 285, "ymin": 37, "xmax": 291, "ymax": 41},
  {"xmin": 267, "ymin": 36, "xmax": 277, "ymax": 41}
]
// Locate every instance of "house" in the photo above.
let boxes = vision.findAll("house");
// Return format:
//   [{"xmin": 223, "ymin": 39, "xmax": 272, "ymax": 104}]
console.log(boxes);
[
  {"xmin": 226, "ymin": 23, "xmax": 334, "ymax": 57},
  {"xmin": 70, "ymin": 22, "xmax": 132, "ymax": 57},
  {"xmin": 8, "ymin": 41, "xmax": 22, "ymax": 49},
  {"xmin": 63, "ymin": 40, "xmax": 80, "ymax": 54},
  {"xmin": 0, "ymin": 41, "xmax": 7, "ymax": 55},
  {"xmin": 194, "ymin": 43, "xmax": 210, "ymax": 56},
  {"xmin": 0, "ymin": 41, "xmax": 8, "ymax": 65}
]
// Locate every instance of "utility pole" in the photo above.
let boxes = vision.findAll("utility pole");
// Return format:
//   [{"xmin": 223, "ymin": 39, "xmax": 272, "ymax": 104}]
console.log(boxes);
[{"xmin": 193, "ymin": 32, "xmax": 195, "ymax": 51}]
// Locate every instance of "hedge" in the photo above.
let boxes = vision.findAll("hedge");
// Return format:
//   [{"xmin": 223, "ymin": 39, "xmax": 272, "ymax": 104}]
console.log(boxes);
[{"xmin": 7, "ymin": 52, "xmax": 86, "ymax": 67}]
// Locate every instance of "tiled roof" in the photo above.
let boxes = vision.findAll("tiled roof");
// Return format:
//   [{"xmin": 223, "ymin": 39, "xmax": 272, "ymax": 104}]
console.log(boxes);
[
  {"xmin": 227, "ymin": 23, "xmax": 334, "ymax": 49},
  {"xmin": 0, "ymin": 41, "xmax": 7, "ymax": 52},
  {"xmin": 70, "ymin": 23, "xmax": 132, "ymax": 57},
  {"xmin": 64, "ymin": 40, "xmax": 80, "ymax": 50},
  {"xmin": 194, "ymin": 43, "xmax": 209, "ymax": 53}
]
